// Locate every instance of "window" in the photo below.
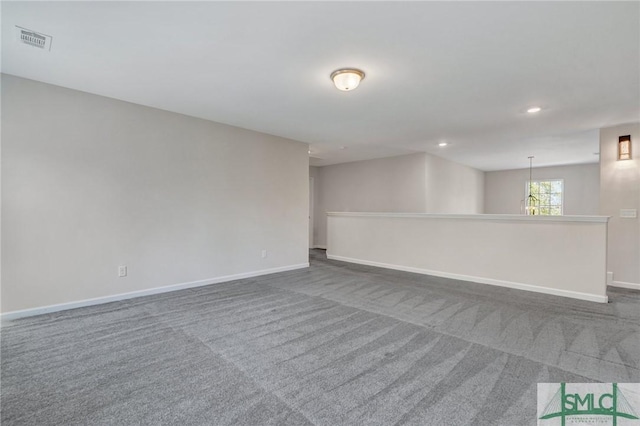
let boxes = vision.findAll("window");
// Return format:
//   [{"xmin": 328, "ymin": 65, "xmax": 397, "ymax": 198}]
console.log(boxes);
[{"xmin": 525, "ymin": 179, "xmax": 563, "ymax": 215}]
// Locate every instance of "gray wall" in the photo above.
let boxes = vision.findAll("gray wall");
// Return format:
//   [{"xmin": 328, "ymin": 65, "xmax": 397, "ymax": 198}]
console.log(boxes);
[
  {"xmin": 425, "ymin": 154, "xmax": 484, "ymax": 214},
  {"xmin": 309, "ymin": 166, "xmax": 321, "ymax": 248},
  {"xmin": 2, "ymin": 75, "xmax": 309, "ymax": 313},
  {"xmin": 311, "ymin": 153, "xmax": 484, "ymax": 247},
  {"xmin": 484, "ymin": 163, "xmax": 600, "ymax": 215},
  {"xmin": 600, "ymin": 122, "xmax": 640, "ymax": 286}
]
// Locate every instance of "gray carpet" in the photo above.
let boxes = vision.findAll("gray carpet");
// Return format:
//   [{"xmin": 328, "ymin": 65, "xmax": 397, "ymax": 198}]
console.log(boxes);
[{"xmin": 2, "ymin": 249, "xmax": 639, "ymax": 425}]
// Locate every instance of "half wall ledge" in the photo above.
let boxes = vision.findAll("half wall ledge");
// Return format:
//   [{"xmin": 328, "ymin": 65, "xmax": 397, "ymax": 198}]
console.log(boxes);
[{"xmin": 326, "ymin": 212, "xmax": 610, "ymax": 303}]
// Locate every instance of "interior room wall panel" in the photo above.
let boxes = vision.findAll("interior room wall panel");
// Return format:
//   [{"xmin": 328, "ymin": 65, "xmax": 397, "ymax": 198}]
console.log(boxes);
[{"xmin": 2, "ymin": 75, "xmax": 309, "ymax": 313}]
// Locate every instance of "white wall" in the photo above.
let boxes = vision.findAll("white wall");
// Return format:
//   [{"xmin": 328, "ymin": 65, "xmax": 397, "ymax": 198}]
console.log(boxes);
[
  {"xmin": 1, "ymin": 75, "xmax": 309, "ymax": 313},
  {"xmin": 313, "ymin": 153, "xmax": 426, "ymax": 248},
  {"xmin": 600, "ymin": 122, "xmax": 640, "ymax": 287},
  {"xmin": 327, "ymin": 213, "xmax": 608, "ymax": 302},
  {"xmin": 312, "ymin": 153, "xmax": 484, "ymax": 247},
  {"xmin": 425, "ymin": 154, "xmax": 484, "ymax": 214},
  {"xmin": 484, "ymin": 163, "xmax": 600, "ymax": 215},
  {"xmin": 309, "ymin": 166, "xmax": 321, "ymax": 247}
]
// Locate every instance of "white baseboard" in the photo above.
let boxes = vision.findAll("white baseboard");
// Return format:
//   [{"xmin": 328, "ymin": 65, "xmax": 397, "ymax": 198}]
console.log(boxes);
[
  {"xmin": 609, "ymin": 280, "xmax": 640, "ymax": 291},
  {"xmin": 327, "ymin": 254, "xmax": 608, "ymax": 303},
  {"xmin": 1, "ymin": 263, "xmax": 309, "ymax": 321},
  {"xmin": 312, "ymin": 245, "xmax": 327, "ymax": 250}
]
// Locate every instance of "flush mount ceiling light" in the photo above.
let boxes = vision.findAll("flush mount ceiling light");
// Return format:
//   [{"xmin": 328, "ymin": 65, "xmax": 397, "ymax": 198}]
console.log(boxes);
[
  {"xmin": 330, "ymin": 68, "xmax": 365, "ymax": 91},
  {"xmin": 438, "ymin": 142, "xmax": 448, "ymax": 147},
  {"xmin": 527, "ymin": 106, "xmax": 542, "ymax": 113}
]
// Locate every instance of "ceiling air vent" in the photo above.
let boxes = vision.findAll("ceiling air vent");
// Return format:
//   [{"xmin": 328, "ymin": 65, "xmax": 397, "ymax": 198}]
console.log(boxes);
[{"xmin": 15, "ymin": 26, "xmax": 52, "ymax": 50}]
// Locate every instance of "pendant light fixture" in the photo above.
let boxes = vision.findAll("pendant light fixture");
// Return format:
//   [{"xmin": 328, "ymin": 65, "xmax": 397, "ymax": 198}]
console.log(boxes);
[
  {"xmin": 330, "ymin": 68, "xmax": 365, "ymax": 91},
  {"xmin": 526, "ymin": 156, "xmax": 539, "ymax": 215}
]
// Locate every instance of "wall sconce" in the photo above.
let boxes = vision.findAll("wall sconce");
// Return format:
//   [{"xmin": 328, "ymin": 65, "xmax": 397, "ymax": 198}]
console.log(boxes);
[{"xmin": 619, "ymin": 135, "xmax": 631, "ymax": 160}]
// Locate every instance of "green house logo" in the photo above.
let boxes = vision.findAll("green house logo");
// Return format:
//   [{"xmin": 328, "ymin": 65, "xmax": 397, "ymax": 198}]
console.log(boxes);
[{"xmin": 539, "ymin": 383, "xmax": 639, "ymax": 426}]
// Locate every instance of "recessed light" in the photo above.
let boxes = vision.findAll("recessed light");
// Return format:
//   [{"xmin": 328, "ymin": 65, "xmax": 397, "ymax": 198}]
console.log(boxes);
[
  {"xmin": 527, "ymin": 107, "xmax": 542, "ymax": 113},
  {"xmin": 308, "ymin": 150, "xmax": 312, "ymax": 154},
  {"xmin": 438, "ymin": 142, "xmax": 448, "ymax": 147}
]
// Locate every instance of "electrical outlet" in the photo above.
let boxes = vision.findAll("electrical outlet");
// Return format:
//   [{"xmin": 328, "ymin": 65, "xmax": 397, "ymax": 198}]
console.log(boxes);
[
  {"xmin": 118, "ymin": 265, "xmax": 127, "ymax": 277},
  {"xmin": 261, "ymin": 249, "xmax": 267, "ymax": 258}
]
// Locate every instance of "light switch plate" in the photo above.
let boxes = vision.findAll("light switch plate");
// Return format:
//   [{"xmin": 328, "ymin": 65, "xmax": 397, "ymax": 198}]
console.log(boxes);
[{"xmin": 620, "ymin": 209, "xmax": 637, "ymax": 218}]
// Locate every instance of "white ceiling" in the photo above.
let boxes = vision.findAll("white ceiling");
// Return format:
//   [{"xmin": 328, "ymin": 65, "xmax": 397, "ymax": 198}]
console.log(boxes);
[{"xmin": 2, "ymin": 1, "xmax": 638, "ymax": 171}]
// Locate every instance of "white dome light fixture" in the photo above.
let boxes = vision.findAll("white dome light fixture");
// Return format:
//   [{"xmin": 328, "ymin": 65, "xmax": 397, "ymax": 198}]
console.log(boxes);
[{"xmin": 330, "ymin": 68, "xmax": 365, "ymax": 91}]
